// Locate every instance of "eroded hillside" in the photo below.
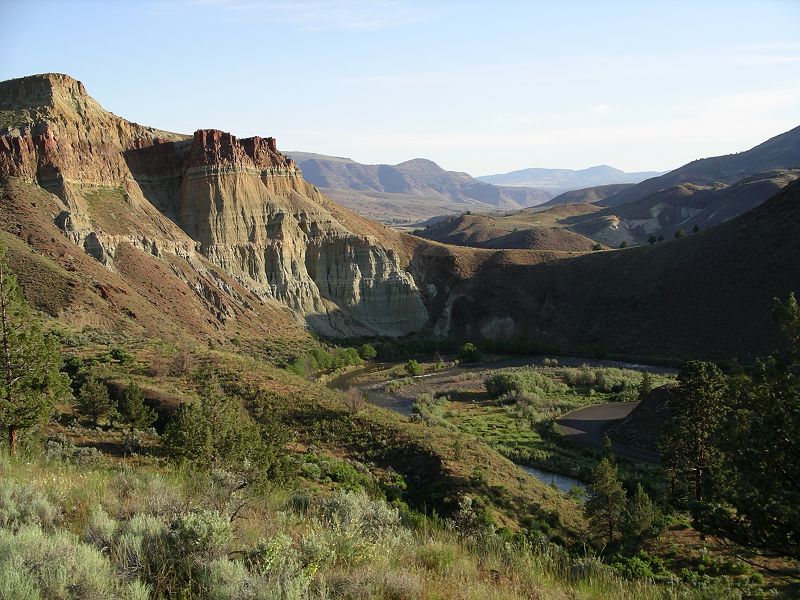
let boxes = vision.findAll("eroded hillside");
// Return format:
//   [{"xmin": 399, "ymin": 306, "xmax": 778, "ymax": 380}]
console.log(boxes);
[
  {"xmin": 2, "ymin": 73, "xmax": 799, "ymax": 361},
  {"xmin": 0, "ymin": 74, "xmax": 427, "ymax": 339}
]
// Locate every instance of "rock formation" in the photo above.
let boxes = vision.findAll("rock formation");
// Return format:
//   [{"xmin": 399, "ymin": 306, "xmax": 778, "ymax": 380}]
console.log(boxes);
[{"xmin": 0, "ymin": 74, "xmax": 427, "ymax": 337}]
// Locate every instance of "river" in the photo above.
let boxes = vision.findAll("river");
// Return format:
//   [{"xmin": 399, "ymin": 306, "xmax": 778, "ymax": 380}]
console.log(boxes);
[{"xmin": 325, "ymin": 354, "xmax": 672, "ymax": 492}]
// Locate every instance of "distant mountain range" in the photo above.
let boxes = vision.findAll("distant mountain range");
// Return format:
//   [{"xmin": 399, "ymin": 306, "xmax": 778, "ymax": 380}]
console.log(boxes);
[
  {"xmin": 287, "ymin": 152, "xmax": 554, "ymax": 223},
  {"xmin": 416, "ymin": 124, "xmax": 800, "ymax": 250},
  {"xmin": 477, "ymin": 165, "xmax": 664, "ymax": 191}
]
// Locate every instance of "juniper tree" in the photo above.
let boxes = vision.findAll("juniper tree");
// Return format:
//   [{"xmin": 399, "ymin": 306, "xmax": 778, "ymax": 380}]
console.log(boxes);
[
  {"xmin": 163, "ymin": 372, "xmax": 292, "ymax": 482},
  {"xmin": 118, "ymin": 381, "xmax": 157, "ymax": 429},
  {"xmin": 76, "ymin": 376, "xmax": 115, "ymax": 426},
  {"xmin": 0, "ymin": 249, "xmax": 69, "ymax": 455},
  {"xmin": 623, "ymin": 483, "xmax": 658, "ymax": 544},
  {"xmin": 585, "ymin": 456, "xmax": 626, "ymax": 546},
  {"xmin": 699, "ymin": 293, "xmax": 800, "ymax": 559},
  {"xmin": 163, "ymin": 400, "xmax": 214, "ymax": 468}
]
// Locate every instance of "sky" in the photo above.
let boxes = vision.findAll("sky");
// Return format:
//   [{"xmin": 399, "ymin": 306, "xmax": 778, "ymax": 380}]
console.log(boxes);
[{"xmin": 1, "ymin": 0, "xmax": 799, "ymax": 176}]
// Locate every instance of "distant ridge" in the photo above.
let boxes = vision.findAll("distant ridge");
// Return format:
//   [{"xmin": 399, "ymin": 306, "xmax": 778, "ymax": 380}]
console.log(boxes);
[
  {"xmin": 288, "ymin": 151, "xmax": 554, "ymax": 223},
  {"xmin": 478, "ymin": 165, "xmax": 663, "ymax": 191},
  {"xmin": 599, "ymin": 124, "xmax": 800, "ymax": 207},
  {"xmin": 534, "ymin": 183, "xmax": 634, "ymax": 208}
]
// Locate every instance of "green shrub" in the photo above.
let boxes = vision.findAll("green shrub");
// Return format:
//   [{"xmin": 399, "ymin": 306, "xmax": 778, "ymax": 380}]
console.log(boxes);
[
  {"xmin": 168, "ymin": 510, "xmax": 232, "ymax": 562},
  {"xmin": 286, "ymin": 345, "xmax": 363, "ymax": 377},
  {"xmin": 83, "ymin": 505, "xmax": 117, "ymax": 548},
  {"xmin": 404, "ymin": 359, "xmax": 423, "ymax": 376},
  {"xmin": 416, "ymin": 541, "xmax": 457, "ymax": 574},
  {"xmin": 110, "ymin": 347, "xmax": 134, "ymax": 364},
  {"xmin": 484, "ymin": 370, "xmax": 566, "ymax": 399},
  {"xmin": 0, "ymin": 479, "xmax": 59, "ymax": 532},
  {"xmin": 561, "ymin": 366, "xmax": 641, "ymax": 394},
  {"xmin": 611, "ymin": 554, "xmax": 656, "ymax": 580},
  {"xmin": 44, "ymin": 434, "xmax": 103, "ymax": 465},
  {"xmin": 300, "ymin": 491, "xmax": 406, "ymax": 568},
  {"xmin": 411, "ymin": 393, "xmax": 454, "ymax": 429},
  {"xmin": 459, "ymin": 342, "xmax": 481, "ymax": 362},
  {"xmin": 358, "ymin": 343, "xmax": 377, "ymax": 360},
  {"xmin": 0, "ymin": 525, "xmax": 147, "ymax": 600}
]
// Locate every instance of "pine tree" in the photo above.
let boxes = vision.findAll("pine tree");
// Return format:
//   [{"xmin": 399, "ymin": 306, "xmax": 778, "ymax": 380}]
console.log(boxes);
[
  {"xmin": 76, "ymin": 376, "xmax": 115, "ymax": 426},
  {"xmin": 585, "ymin": 456, "xmax": 627, "ymax": 545},
  {"xmin": 624, "ymin": 483, "xmax": 658, "ymax": 543},
  {"xmin": 119, "ymin": 381, "xmax": 157, "ymax": 429},
  {"xmin": 0, "ymin": 249, "xmax": 69, "ymax": 455},
  {"xmin": 660, "ymin": 360, "xmax": 726, "ymax": 502}
]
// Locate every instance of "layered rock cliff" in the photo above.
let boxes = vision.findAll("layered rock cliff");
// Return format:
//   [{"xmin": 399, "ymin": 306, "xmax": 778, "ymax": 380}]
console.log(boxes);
[{"xmin": 0, "ymin": 74, "xmax": 427, "ymax": 337}]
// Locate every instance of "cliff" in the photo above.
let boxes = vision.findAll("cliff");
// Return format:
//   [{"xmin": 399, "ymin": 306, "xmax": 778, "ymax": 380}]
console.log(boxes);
[{"xmin": 0, "ymin": 74, "xmax": 426, "ymax": 338}]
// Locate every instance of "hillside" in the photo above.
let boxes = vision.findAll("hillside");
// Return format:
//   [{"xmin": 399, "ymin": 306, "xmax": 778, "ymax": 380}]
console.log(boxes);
[
  {"xmin": 478, "ymin": 165, "xmax": 662, "ymax": 190},
  {"xmin": 414, "ymin": 211, "xmax": 601, "ymax": 251},
  {"xmin": 565, "ymin": 169, "xmax": 800, "ymax": 246},
  {"xmin": 409, "ymin": 179, "xmax": 800, "ymax": 360},
  {"xmin": 3, "ymin": 73, "xmax": 799, "ymax": 363},
  {"xmin": 535, "ymin": 183, "xmax": 635, "ymax": 207},
  {"xmin": 600, "ymin": 124, "xmax": 800, "ymax": 207},
  {"xmin": 288, "ymin": 151, "xmax": 554, "ymax": 222}
]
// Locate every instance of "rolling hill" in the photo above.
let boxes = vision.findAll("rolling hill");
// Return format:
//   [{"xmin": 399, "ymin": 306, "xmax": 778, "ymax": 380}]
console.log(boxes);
[
  {"xmin": 287, "ymin": 151, "xmax": 554, "ymax": 223},
  {"xmin": 410, "ymin": 178, "xmax": 800, "ymax": 360},
  {"xmin": 535, "ymin": 183, "xmax": 635, "ymax": 208},
  {"xmin": 565, "ymin": 169, "xmax": 800, "ymax": 246},
  {"xmin": 414, "ymin": 209, "xmax": 602, "ymax": 251}
]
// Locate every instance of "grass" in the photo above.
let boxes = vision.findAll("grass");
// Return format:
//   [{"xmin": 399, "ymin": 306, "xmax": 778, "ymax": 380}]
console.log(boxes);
[
  {"xmin": 0, "ymin": 231, "xmax": 76, "ymax": 317},
  {"xmin": 0, "ymin": 452, "xmax": 741, "ymax": 600},
  {"xmin": 422, "ymin": 365, "xmax": 670, "ymax": 482}
]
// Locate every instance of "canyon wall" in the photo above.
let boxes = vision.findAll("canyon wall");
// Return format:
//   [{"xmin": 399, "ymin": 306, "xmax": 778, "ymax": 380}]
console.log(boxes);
[{"xmin": 0, "ymin": 74, "xmax": 427, "ymax": 337}]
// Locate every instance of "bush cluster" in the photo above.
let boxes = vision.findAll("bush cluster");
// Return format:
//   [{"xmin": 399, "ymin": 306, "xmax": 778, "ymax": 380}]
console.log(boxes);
[
  {"xmin": 561, "ymin": 366, "xmax": 641, "ymax": 396},
  {"xmin": 286, "ymin": 346, "xmax": 362, "ymax": 377},
  {"xmin": 484, "ymin": 370, "xmax": 567, "ymax": 399}
]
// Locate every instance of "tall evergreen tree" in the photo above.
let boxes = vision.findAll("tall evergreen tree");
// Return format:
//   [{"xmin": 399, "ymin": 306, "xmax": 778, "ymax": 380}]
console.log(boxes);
[
  {"xmin": 0, "ymin": 249, "xmax": 69, "ymax": 455},
  {"xmin": 660, "ymin": 360, "xmax": 726, "ymax": 502},
  {"xmin": 585, "ymin": 456, "xmax": 627, "ymax": 545}
]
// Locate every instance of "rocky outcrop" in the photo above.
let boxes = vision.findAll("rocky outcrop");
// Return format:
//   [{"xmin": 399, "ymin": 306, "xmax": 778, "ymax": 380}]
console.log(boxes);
[
  {"xmin": 0, "ymin": 74, "xmax": 427, "ymax": 337},
  {"xmin": 168, "ymin": 128, "xmax": 426, "ymax": 336}
]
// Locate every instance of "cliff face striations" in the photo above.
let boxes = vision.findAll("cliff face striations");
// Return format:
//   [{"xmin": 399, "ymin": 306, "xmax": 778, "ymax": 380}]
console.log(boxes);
[{"xmin": 0, "ymin": 74, "xmax": 426, "ymax": 338}]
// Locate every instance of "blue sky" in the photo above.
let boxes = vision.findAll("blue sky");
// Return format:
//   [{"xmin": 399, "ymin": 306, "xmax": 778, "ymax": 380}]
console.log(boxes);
[{"xmin": 1, "ymin": 0, "xmax": 799, "ymax": 175}]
